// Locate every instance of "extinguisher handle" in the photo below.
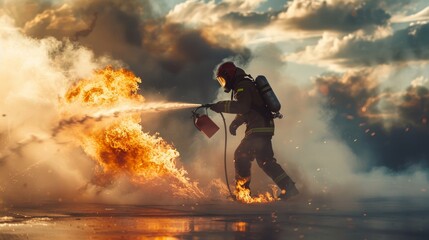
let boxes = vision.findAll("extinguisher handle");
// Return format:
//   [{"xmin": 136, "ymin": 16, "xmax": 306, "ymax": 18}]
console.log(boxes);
[{"xmin": 273, "ymin": 112, "xmax": 283, "ymax": 119}]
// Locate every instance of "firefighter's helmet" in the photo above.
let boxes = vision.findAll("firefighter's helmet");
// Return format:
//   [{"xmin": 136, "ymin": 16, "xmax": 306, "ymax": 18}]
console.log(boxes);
[{"xmin": 216, "ymin": 61, "xmax": 237, "ymax": 93}]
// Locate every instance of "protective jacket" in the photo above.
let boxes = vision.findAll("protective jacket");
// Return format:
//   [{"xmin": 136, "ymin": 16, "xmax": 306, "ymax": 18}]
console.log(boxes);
[{"xmin": 211, "ymin": 69, "xmax": 275, "ymax": 137}]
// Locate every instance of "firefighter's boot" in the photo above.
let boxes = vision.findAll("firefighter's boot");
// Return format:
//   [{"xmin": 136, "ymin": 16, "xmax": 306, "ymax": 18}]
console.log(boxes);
[
  {"xmin": 258, "ymin": 160, "xmax": 299, "ymax": 200},
  {"xmin": 277, "ymin": 177, "xmax": 299, "ymax": 201}
]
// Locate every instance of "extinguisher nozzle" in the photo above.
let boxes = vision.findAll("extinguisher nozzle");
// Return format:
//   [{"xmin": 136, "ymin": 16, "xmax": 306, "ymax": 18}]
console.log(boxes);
[{"xmin": 201, "ymin": 103, "xmax": 214, "ymax": 108}]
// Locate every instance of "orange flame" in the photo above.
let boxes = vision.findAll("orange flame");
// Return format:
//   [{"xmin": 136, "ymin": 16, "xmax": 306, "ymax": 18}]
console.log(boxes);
[
  {"xmin": 62, "ymin": 66, "xmax": 202, "ymax": 199},
  {"xmin": 234, "ymin": 179, "xmax": 276, "ymax": 204}
]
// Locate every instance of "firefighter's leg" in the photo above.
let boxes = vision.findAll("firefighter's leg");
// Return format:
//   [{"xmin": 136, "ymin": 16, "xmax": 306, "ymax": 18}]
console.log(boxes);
[
  {"xmin": 266, "ymin": 160, "xmax": 299, "ymax": 200},
  {"xmin": 234, "ymin": 138, "xmax": 252, "ymax": 192},
  {"xmin": 254, "ymin": 136, "xmax": 299, "ymax": 199}
]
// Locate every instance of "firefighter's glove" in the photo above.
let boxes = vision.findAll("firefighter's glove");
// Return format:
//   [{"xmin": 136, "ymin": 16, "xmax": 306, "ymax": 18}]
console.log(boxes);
[
  {"xmin": 209, "ymin": 102, "xmax": 223, "ymax": 113},
  {"xmin": 229, "ymin": 122, "xmax": 239, "ymax": 136}
]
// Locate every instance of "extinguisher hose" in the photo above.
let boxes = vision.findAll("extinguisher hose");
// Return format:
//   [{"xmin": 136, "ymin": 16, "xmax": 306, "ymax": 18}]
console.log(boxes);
[
  {"xmin": 219, "ymin": 112, "xmax": 235, "ymax": 200},
  {"xmin": 194, "ymin": 105, "xmax": 235, "ymax": 200}
]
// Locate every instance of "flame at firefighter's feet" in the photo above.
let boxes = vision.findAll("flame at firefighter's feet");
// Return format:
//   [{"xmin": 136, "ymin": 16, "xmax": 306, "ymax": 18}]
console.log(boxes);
[
  {"xmin": 234, "ymin": 179, "xmax": 277, "ymax": 203},
  {"xmin": 60, "ymin": 66, "xmax": 203, "ymax": 199}
]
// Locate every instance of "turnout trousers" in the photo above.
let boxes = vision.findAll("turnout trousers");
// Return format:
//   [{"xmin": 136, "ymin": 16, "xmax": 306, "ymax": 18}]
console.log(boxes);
[{"xmin": 234, "ymin": 135, "xmax": 295, "ymax": 192}]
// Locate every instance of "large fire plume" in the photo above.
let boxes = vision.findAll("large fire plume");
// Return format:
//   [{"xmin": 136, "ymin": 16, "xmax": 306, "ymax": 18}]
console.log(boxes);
[{"xmin": 61, "ymin": 66, "xmax": 203, "ymax": 199}]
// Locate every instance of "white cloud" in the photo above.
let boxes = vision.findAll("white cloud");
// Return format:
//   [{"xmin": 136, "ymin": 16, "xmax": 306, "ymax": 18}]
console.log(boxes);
[
  {"xmin": 393, "ymin": 6, "xmax": 429, "ymax": 22},
  {"xmin": 411, "ymin": 76, "xmax": 429, "ymax": 87},
  {"xmin": 286, "ymin": 20, "xmax": 429, "ymax": 71},
  {"xmin": 285, "ymin": 32, "xmax": 358, "ymax": 71},
  {"xmin": 167, "ymin": 0, "xmax": 265, "ymax": 27}
]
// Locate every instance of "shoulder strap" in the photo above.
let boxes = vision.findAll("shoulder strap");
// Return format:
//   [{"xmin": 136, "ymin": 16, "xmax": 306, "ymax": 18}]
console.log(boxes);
[{"xmin": 245, "ymin": 74, "xmax": 254, "ymax": 81}]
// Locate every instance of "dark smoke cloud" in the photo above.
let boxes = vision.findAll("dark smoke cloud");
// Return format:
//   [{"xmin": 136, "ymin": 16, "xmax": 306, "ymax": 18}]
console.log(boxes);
[
  {"xmin": 0, "ymin": 0, "xmax": 53, "ymax": 27},
  {"xmin": 333, "ymin": 22, "xmax": 429, "ymax": 67},
  {"xmin": 282, "ymin": 0, "xmax": 391, "ymax": 33},
  {"xmin": 73, "ymin": 12, "xmax": 98, "ymax": 41},
  {"xmin": 400, "ymin": 86, "xmax": 429, "ymax": 126},
  {"xmin": 315, "ymin": 71, "xmax": 429, "ymax": 172},
  {"xmin": 223, "ymin": 11, "xmax": 279, "ymax": 28}
]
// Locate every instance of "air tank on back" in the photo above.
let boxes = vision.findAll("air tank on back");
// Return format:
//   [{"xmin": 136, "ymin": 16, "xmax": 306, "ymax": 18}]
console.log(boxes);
[{"xmin": 254, "ymin": 75, "xmax": 283, "ymax": 118}]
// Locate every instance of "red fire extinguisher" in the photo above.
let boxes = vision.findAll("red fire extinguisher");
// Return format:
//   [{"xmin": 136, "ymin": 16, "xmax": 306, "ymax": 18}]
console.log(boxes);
[{"xmin": 192, "ymin": 106, "xmax": 219, "ymax": 138}]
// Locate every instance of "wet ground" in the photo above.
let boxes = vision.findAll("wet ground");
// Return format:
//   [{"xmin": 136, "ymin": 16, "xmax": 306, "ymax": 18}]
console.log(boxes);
[{"xmin": 1, "ymin": 197, "xmax": 428, "ymax": 240}]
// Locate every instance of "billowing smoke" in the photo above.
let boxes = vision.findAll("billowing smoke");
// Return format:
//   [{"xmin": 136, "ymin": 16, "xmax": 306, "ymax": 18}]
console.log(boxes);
[{"xmin": 0, "ymin": 16, "xmax": 109, "ymax": 205}]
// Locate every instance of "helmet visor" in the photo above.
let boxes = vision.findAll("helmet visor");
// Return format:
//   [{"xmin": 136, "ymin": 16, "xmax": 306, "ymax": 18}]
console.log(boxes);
[{"xmin": 216, "ymin": 76, "xmax": 226, "ymax": 87}]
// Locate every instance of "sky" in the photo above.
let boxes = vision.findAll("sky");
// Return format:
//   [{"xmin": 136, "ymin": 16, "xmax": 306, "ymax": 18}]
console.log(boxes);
[{"xmin": 1, "ymin": 0, "xmax": 429, "ymax": 204}]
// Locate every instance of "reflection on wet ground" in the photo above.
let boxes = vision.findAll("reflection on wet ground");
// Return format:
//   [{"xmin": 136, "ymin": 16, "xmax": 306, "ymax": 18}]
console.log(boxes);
[{"xmin": 1, "ymin": 197, "xmax": 428, "ymax": 240}]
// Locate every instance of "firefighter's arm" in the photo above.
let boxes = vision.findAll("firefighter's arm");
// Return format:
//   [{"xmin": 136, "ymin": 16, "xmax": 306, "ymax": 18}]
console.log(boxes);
[
  {"xmin": 210, "ymin": 81, "xmax": 252, "ymax": 114},
  {"xmin": 229, "ymin": 114, "xmax": 246, "ymax": 136}
]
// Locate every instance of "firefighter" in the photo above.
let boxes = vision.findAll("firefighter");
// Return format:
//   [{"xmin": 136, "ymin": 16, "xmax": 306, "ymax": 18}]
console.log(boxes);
[{"xmin": 209, "ymin": 61, "xmax": 299, "ymax": 200}]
